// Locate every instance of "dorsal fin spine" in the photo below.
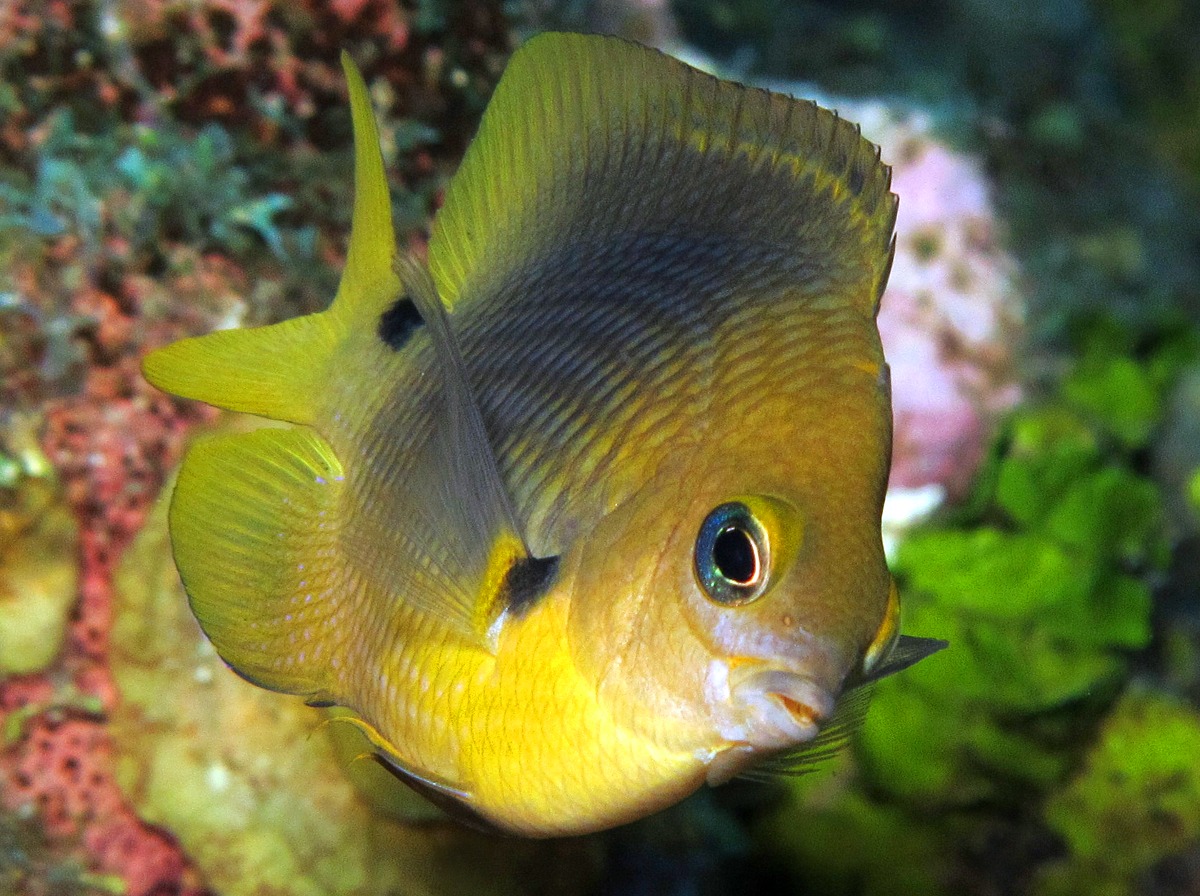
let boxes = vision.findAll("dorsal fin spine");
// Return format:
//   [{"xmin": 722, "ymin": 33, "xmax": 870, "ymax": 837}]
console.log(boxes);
[{"xmin": 333, "ymin": 51, "xmax": 400, "ymax": 329}]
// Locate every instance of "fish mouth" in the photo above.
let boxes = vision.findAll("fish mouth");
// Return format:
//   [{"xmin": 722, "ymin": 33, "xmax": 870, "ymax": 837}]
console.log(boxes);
[
  {"xmin": 705, "ymin": 667, "xmax": 836, "ymax": 785},
  {"xmin": 730, "ymin": 667, "xmax": 836, "ymax": 749}
]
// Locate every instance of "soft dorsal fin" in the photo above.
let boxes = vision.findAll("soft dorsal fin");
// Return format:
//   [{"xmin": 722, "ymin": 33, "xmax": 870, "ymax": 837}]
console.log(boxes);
[
  {"xmin": 141, "ymin": 53, "xmax": 397, "ymax": 423},
  {"xmin": 427, "ymin": 32, "xmax": 896, "ymax": 319}
]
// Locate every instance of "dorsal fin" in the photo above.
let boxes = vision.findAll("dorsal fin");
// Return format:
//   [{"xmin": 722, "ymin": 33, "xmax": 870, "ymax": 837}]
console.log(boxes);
[
  {"xmin": 335, "ymin": 50, "xmax": 398, "ymax": 324},
  {"xmin": 427, "ymin": 32, "xmax": 896, "ymax": 319},
  {"xmin": 141, "ymin": 53, "xmax": 398, "ymax": 423}
]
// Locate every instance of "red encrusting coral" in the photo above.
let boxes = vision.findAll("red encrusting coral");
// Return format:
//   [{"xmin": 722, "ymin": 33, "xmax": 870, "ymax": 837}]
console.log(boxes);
[
  {"xmin": 5, "ymin": 714, "xmax": 202, "ymax": 895},
  {"xmin": 0, "ymin": 247, "xmax": 229, "ymax": 896}
]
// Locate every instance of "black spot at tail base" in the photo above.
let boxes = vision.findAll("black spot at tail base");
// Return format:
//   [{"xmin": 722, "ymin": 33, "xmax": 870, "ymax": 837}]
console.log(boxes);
[
  {"xmin": 378, "ymin": 296, "xmax": 423, "ymax": 350},
  {"xmin": 501, "ymin": 555, "xmax": 560, "ymax": 617}
]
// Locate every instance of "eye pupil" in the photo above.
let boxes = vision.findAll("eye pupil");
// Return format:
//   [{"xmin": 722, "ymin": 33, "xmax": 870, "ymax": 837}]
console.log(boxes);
[
  {"xmin": 713, "ymin": 526, "xmax": 758, "ymax": 585},
  {"xmin": 694, "ymin": 502, "xmax": 770, "ymax": 605}
]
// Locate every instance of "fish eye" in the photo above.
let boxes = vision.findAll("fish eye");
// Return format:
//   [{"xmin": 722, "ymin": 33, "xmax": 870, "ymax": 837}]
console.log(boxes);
[{"xmin": 695, "ymin": 502, "xmax": 770, "ymax": 605}]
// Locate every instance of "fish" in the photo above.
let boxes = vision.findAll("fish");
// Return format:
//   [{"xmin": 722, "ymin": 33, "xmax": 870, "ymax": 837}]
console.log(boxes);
[{"xmin": 141, "ymin": 32, "xmax": 946, "ymax": 837}]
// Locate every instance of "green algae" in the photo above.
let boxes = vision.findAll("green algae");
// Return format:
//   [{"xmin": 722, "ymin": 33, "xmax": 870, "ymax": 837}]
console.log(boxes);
[
  {"xmin": 860, "ymin": 398, "xmax": 1161, "ymax": 808},
  {"xmin": 109, "ymin": 454, "xmax": 599, "ymax": 896},
  {"xmin": 0, "ymin": 111, "xmax": 310, "ymax": 263},
  {"xmin": 1035, "ymin": 689, "xmax": 1200, "ymax": 896}
]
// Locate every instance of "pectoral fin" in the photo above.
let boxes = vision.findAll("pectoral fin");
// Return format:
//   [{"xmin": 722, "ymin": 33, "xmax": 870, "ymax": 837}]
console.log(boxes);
[
  {"xmin": 393, "ymin": 257, "xmax": 556, "ymax": 639},
  {"xmin": 742, "ymin": 635, "xmax": 948, "ymax": 779},
  {"xmin": 860, "ymin": 635, "xmax": 949, "ymax": 685}
]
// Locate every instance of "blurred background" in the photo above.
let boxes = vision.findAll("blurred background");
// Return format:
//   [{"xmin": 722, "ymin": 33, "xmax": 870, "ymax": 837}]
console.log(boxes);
[{"xmin": 1, "ymin": 1, "xmax": 1198, "ymax": 894}]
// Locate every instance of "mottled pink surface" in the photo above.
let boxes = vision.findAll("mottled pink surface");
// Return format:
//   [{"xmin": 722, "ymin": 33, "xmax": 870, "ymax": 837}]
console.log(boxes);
[{"xmin": 872, "ymin": 114, "xmax": 1024, "ymax": 497}]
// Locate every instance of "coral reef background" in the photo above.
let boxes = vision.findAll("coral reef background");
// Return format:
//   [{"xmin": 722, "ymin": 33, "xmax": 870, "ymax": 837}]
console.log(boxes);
[{"xmin": 2, "ymin": 1, "xmax": 1198, "ymax": 894}]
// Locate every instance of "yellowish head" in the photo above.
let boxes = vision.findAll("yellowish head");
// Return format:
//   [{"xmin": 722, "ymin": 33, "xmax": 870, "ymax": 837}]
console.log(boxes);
[{"xmin": 560, "ymin": 304, "xmax": 899, "ymax": 783}]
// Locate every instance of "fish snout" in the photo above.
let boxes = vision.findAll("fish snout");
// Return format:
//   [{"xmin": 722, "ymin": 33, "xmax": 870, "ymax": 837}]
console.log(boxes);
[
  {"xmin": 704, "ymin": 666, "xmax": 837, "ymax": 785},
  {"xmin": 733, "ymin": 669, "xmax": 835, "ymax": 749}
]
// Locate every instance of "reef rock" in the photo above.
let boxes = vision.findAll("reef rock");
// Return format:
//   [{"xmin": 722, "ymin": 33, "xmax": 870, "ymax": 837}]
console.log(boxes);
[{"xmin": 0, "ymin": 415, "xmax": 78, "ymax": 677}]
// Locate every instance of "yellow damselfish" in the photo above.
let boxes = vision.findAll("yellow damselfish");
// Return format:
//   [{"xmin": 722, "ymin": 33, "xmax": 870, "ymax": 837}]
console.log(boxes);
[{"xmin": 142, "ymin": 32, "xmax": 945, "ymax": 837}]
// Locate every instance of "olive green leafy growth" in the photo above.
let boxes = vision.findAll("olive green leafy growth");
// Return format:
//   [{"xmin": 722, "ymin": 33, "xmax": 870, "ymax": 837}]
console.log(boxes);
[
  {"xmin": 1059, "ymin": 311, "xmax": 1200, "ymax": 448},
  {"xmin": 855, "ymin": 315, "xmax": 1200, "ymax": 809},
  {"xmin": 860, "ymin": 397, "xmax": 1163, "ymax": 805},
  {"xmin": 1034, "ymin": 689, "xmax": 1200, "ymax": 896},
  {"xmin": 759, "ymin": 317, "xmax": 1195, "ymax": 896}
]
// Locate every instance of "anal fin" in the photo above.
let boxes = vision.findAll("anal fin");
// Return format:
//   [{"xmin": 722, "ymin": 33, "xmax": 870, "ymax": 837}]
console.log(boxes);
[
  {"xmin": 330, "ymin": 713, "xmax": 502, "ymax": 834},
  {"xmin": 169, "ymin": 425, "xmax": 347, "ymax": 700}
]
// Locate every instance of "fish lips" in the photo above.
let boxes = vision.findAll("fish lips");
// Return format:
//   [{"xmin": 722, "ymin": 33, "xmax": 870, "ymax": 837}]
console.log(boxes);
[
  {"xmin": 704, "ymin": 665, "xmax": 837, "ymax": 785},
  {"xmin": 737, "ymin": 669, "xmax": 836, "ymax": 744}
]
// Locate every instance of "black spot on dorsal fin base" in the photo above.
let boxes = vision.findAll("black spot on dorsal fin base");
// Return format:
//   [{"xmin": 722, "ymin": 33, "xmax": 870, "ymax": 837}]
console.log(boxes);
[
  {"xmin": 378, "ymin": 295, "xmax": 424, "ymax": 350},
  {"xmin": 500, "ymin": 555, "xmax": 560, "ymax": 617}
]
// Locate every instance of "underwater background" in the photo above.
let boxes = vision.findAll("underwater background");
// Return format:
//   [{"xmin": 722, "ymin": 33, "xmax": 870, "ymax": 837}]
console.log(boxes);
[{"xmin": 1, "ymin": 0, "xmax": 1198, "ymax": 894}]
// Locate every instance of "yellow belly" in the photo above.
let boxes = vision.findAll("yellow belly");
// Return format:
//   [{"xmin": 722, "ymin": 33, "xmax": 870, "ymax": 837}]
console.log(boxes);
[{"xmin": 361, "ymin": 591, "xmax": 709, "ymax": 836}]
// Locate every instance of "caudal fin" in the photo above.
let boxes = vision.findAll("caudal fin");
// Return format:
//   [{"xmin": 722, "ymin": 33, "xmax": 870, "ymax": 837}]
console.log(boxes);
[{"xmin": 142, "ymin": 52, "xmax": 399, "ymax": 424}]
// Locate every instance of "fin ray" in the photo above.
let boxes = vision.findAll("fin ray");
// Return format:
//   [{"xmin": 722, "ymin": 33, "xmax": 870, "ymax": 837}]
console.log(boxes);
[
  {"xmin": 743, "ymin": 683, "xmax": 876, "ymax": 780},
  {"xmin": 429, "ymin": 32, "xmax": 896, "ymax": 318},
  {"xmin": 169, "ymin": 426, "xmax": 346, "ymax": 699}
]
